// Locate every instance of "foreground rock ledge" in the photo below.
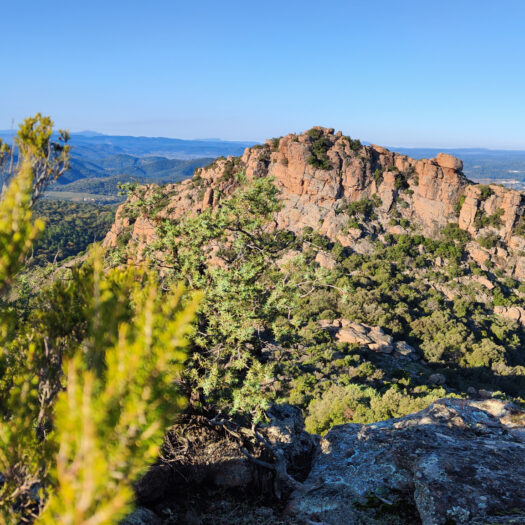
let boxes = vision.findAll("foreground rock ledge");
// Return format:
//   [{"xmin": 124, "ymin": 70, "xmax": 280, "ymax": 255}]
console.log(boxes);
[{"xmin": 287, "ymin": 398, "xmax": 525, "ymax": 525}]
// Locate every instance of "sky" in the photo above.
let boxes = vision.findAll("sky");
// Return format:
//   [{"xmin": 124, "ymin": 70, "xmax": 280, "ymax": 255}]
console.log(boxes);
[{"xmin": 2, "ymin": 0, "xmax": 525, "ymax": 147}]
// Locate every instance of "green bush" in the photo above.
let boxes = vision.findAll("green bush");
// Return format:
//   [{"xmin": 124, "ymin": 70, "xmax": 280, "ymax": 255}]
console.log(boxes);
[
  {"xmin": 478, "ymin": 185, "xmax": 494, "ymax": 201},
  {"xmin": 307, "ymin": 136, "xmax": 333, "ymax": 170},
  {"xmin": 454, "ymin": 195, "xmax": 466, "ymax": 215},
  {"xmin": 305, "ymin": 383, "xmax": 450, "ymax": 434},
  {"xmin": 477, "ymin": 233, "xmax": 499, "ymax": 249},
  {"xmin": 346, "ymin": 197, "xmax": 380, "ymax": 220},
  {"xmin": 0, "ymin": 116, "xmax": 198, "ymax": 524},
  {"xmin": 373, "ymin": 168, "xmax": 383, "ymax": 186},
  {"xmin": 344, "ymin": 136, "xmax": 362, "ymax": 152}
]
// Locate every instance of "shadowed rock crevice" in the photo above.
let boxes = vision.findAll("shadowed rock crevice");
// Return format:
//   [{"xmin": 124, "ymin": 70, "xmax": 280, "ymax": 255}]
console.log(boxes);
[{"xmin": 131, "ymin": 405, "xmax": 318, "ymax": 523}]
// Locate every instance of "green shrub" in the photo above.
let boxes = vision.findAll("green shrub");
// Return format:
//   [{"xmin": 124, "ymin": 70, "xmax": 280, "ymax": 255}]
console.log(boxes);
[
  {"xmin": 344, "ymin": 136, "xmax": 362, "ymax": 152},
  {"xmin": 308, "ymin": 135, "xmax": 333, "ymax": 170},
  {"xmin": 477, "ymin": 233, "xmax": 499, "ymax": 249},
  {"xmin": 454, "ymin": 195, "xmax": 466, "ymax": 215},
  {"xmin": 0, "ymin": 116, "xmax": 198, "ymax": 524},
  {"xmin": 442, "ymin": 223, "xmax": 470, "ymax": 244},
  {"xmin": 346, "ymin": 197, "xmax": 380, "ymax": 220},
  {"xmin": 394, "ymin": 173, "xmax": 409, "ymax": 191},
  {"xmin": 305, "ymin": 383, "xmax": 450, "ymax": 434},
  {"xmin": 478, "ymin": 185, "xmax": 494, "ymax": 201},
  {"xmin": 307, "ymin": 128, "xmax": 323, "ymax": 140},
  {"xmin": 474, "ymin": 207, "xmax": 504, "ymax": 229},
  {"xmin": 373, "ymin": 168, "xmax": 383, "ymax": 186}
]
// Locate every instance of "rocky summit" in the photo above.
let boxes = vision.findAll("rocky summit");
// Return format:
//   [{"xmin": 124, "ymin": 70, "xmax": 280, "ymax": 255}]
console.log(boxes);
[
  {"xmin": 124, "ymin": 399, "xmax": 525, "ymax": 525},
  {"xmin": 287, "ymin": 398, "xmax": 525, "ymax": 525},
  {"xmin": 105, "ymin": 126, "xmax": 525, "ymax": 279}
]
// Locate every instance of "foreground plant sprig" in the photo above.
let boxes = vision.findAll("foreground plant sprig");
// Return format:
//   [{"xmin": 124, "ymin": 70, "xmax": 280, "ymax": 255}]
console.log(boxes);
[
  {"xmin": 39, "ymin": 262, "xmax": 200, "ymax": 524},
  {"xmin": 0, "ymin": 115, "xmax": 199, "ymax": 524}
]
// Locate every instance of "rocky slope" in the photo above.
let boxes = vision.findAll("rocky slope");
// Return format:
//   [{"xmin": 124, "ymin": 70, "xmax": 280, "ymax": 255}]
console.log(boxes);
[
  {"xmin": 105, "ymin": 127, "xmax": 525, "ymax": 524},
  {"xmin": 104, "ymin": 126, "xmax": 525, "ymax": 279}
]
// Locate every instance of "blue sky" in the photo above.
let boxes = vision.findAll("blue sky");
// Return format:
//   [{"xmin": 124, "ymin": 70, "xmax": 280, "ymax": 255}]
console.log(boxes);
[{"xmin": 2, "ymin": 0, "xmax": 525, "ymax": 147}]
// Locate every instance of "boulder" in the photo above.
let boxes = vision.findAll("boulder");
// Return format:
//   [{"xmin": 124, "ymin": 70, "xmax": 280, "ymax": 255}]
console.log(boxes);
[
  {"xmin": 287, "ymin": 398, "xmax": 525, "ymax": 525},
  {"xmin": 494, "ymin": 305, "xmax": 525, "ymax": 325},
  {"xmin": 315, "ymin": 250, "xmax": 336, "ymax": 269},
  {"xmin": 335, "ymin": 327, "xmax": 372, "ymax": 345},
  {"xmin": 428, "ymin": 373, "xmax": 446, "ymax": 385},
  {"xmin": 201, "ymin": 187, "xmax": 214, "ymax": 210},
  {"xmin": 334, "ymin": 322, "xmax": 373, "ymax": 345},
  {"xmin": 435, "ymin": 153, "xmax": 463, "ymax": 171},
  {"xmin": 367, "ymin": 329, "xmax": 394, "ymax": 353},
  {"xmin": 321, "ymin": 320, "xmax": 410, "ymax": 356},
  {"xmin": 120, "ymin": 507, "xmax": 162, "ymax": 525},
  {"xmin": 472, "ymin": 274, "xmax": 495, "ymax": 290},
  {"xmin": 394, "ymin": 341, "xmax": 418, "ymax": 360},
  {"xmin": 478, "ymin": 389, "xmax": 493, "ymax": 399}
]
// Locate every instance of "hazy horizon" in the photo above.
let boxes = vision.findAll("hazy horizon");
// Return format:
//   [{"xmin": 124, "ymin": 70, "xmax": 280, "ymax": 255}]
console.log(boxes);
[{"xmin": 4, "ymin": 127, "xmax": 525, "ymax": 153}]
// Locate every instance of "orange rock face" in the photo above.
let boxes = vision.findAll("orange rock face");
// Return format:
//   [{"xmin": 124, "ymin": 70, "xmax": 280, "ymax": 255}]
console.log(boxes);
[{"xmin": 104, "ymin": 127, "xmax": 525, "ymax": 278}]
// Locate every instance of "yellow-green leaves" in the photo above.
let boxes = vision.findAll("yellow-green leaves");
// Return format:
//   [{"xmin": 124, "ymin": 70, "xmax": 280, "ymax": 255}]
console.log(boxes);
[
  {"xmin": 38, "ymin": 265, "xmax": 199, "ymax": 525},
  {"xmin": 0, "ymin": 112, "xmax": 71, "ymax": 296},
  {"xmin": 15, "ymin": 113, "xmax": 70, "ymax": 204},
  {"xmin": 0, "ymin": 160, "xmax": 43, "ymax": 296},
  {"xmin": 0, "ymin": 115, "xmax": 198, "ymax": 524}
]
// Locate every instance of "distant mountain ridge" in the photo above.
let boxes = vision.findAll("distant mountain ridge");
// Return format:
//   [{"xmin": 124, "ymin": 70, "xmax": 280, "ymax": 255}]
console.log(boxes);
[
  {"xmin": 57, "ymin": 155, "xmax": 214, "ymax": 185},
  {"xmin": 0, "ymin": 130, "xmax": 256, "ymax": 198},
  {"xmin": 105, "ymin": 126, "xmax": 525, "ymax": 280},
  {"xmin": 0, "ymin": 130, "xmax": 257, "ymax": 159},
  {"xmin": 3, "ymin": 129, "xmax": 525, "ymax": 195}
]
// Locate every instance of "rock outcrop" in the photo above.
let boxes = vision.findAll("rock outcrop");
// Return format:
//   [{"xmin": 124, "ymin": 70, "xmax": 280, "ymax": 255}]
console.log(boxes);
[
  {"xmin": 319, "ymin": 319, "xmax": 419, "ymax": 360},
  {"xmin": 104, "ymin": 127, "xmax": 525, "ymax": 278},
  {"xmin": 494, "ymin": 305, "xmax": 525, "ymax": 326},
  {"xmin": 287, "ymin": 398, "xmax": 525, "ymax": 525}
]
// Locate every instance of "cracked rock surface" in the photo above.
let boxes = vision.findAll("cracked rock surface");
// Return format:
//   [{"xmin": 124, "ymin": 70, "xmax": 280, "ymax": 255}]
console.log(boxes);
[{"xmin": 287, "ymin": 398, "xmax": 525, "ymax": 525}]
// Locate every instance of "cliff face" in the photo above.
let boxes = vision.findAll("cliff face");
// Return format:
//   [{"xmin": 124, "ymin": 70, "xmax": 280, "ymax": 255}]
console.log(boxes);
[{"xmin": 104, "ymin": 127, "xmax": 525, "ymax": 278}]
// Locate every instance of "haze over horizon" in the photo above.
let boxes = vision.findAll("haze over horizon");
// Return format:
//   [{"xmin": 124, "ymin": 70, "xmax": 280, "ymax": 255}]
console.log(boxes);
[{"xmin": 3, "ymin": 0, "xmax": 525, "ymax": 148}]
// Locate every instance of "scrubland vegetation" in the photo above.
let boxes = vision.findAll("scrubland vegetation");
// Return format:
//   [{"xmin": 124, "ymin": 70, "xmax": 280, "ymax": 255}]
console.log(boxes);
[
  {"xmin": 110, "ymin": 166, "xmax": 525, "ymax": 436},
  {"xmin": 1, "ymin": 116, "xmax": 524, "ymax": 523}
]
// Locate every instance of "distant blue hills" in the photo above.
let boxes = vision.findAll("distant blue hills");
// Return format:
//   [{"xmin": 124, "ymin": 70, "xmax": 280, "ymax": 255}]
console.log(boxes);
[
  {"xmin": 64, "ymin": 132, "xmax": 257, "ymax": 160},
  {"xmin": 0, "ymin": 131, "xmax": 257, "ymax": 197},
  {"xmin": 0, "ymin": 130, "xmax": 256, "ymax": 159},
  {"xmin": 2, "ymin": 130, "xmax": 525, "ymax": 196}
]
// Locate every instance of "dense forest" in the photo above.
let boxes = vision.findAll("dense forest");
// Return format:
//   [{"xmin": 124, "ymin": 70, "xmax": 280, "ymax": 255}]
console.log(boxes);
[{"xmin": 31, "ymin": 200, "xmax": 116, "ymax": 266}]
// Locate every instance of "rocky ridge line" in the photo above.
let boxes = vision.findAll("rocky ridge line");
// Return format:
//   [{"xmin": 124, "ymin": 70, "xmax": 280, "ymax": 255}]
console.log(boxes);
[{"xmin": 104, "ymin": 126, "xmax": 525, "ymax": 279}]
